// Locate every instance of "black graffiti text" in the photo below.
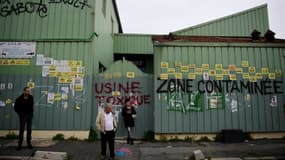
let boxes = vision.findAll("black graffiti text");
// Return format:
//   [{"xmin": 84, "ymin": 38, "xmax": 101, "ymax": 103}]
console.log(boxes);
[
  {"xmin": 0, "ymin": 0, "xmax": 48, "ymax": 17},
  {"xmin": 48, "ymin": 0, "xmax": 91, "ymax": 10},
  {"xmin": 156, "ymin": 79, "xmax": 283, "ymax": 95}
]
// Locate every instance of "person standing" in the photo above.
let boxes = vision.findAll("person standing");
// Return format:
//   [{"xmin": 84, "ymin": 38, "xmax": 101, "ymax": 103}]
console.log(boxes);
[
  {"xmin": 121, "ymin": 98, "xmax": 136, "ymax": 145},
  {"xmin": 96, "ymin": 103, "xmax": 117, "ymax": 160},
  {"xmin": 14, "ymin": 87, "xmax": 34, "ymax": 151}
]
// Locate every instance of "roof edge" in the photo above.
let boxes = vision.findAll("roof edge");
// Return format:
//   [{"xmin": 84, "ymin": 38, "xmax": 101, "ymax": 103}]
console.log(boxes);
[
  {"xmin": 112, "ymin": 0, "xmax": 123, "ymax": 33},
  {"xmin": 172, "ymin": 4, "xmax": 268, "ymax": 34}
]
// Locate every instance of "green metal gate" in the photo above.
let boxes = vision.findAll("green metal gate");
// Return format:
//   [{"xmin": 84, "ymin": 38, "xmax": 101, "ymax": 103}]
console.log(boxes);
[{"xmin": 93, "ymin": 59, "xmax": 154, "ymax": 139}]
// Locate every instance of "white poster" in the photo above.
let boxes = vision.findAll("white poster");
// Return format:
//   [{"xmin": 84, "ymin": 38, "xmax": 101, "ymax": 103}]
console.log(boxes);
[
  {"xmin": 231, "ymin": 99, "xmax": 238, "ymax": 112},
  {"xmin": 0, "ymin": 42, "xmax": 36, "ymax": 58},
  {"xmin": 36, "ymin": 54, "xmax": 44, "ymax": 65},
  {"xmin": 47, "ymin": 92, "xmax": 55, "ymax": 104},
  {"xmin": 270, "ymin": 96, "xmax": 278, "ymax": 107},
  {"xmin": 42, "ymin": 66, "xmax": 49, "ymax": 77}
]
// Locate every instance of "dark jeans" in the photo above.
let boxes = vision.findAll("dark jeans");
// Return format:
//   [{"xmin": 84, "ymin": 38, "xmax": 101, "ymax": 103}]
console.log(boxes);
[
  {"xmin": 18, "ymin": 114, "xmax": 33, "ymax": 146},
  {"xmin": 100, "ymin": 131, "xmax": 115, "ymax": 157}
]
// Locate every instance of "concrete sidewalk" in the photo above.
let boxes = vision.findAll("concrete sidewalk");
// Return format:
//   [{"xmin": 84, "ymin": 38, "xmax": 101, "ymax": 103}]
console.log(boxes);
[{"xmin": 1, "ymin": 139, "xmax": 285, "ymax": 160}]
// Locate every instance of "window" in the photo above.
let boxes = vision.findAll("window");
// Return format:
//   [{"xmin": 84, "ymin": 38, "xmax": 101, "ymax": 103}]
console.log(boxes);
[{"xmin": 102, "ymin": 0, "xmax": 107, "ymax": 17}]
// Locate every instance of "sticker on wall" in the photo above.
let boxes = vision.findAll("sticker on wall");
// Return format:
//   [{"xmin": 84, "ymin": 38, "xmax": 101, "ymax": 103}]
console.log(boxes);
[
  {"xmin": 63, "ymin": 102, "xmax": 68, "ymax": 109},
  {"xmin": 181, "ymin": 66, "xmax": 189, "ymax": 72},
  {"xmin": 175, "ymin": 61, "xmax": 182, "ymax": 67},
  {"xmin": 231, "ymin": 99, "xmax": 238, "ymax": 112},
  {"xmin": 209, "ymin": 70, "xmax": 216, "ymax": 76},
  {"xmin": 236, "ymin": 68, "xmax": 243, "ymax": 74},
  {"xmin": 270, "ymin": 95, "xmax": 278, "ymax": 107},
  {"xmin": 175, "ymin": 73, "xmax": 183, "ymax": 79},
  {"xmin": 195, "ymin": 68, "xmax": 202, "ymax": 74},
  {"xmin": 113, "ymin": 72, "xmax": 122, "ymax": 79},
  {"xmin": 202, "ymin": 64, "xmax": 209, "ymax": 70},
  {"xmin": 216, "ymin": 74, "xmax": 223, "ymax": 80},
  {"xmin": 189, "ymin": 64, "xmax": 196, "ymax": 68},
  {"xmin": 160, "ymin": 62, "xmax": 168, "ymax": 68},
  {"xmin": 0, "ymin": 101, "xmax": 6, "ymax": 107},
  {"xmin": 167, "ymin": 68, "xmax": 175, "ymax": 74},
  {"xmin": 229, "ymin": 74, "xmax": 237, "ymax": 81},
  {"xmin": 160, "ymin": 73, "xmax": 168, "ymax": 80},
  {"xmin": 256, "ymin": 73, "xmax": 263, "ymax": 79},
  {"xmin": 241, "ymin": 61, "xmax": 249, "ymax": 67},
  {"xmin": 42, "ymin": 66, "xmax": 49, "ymax": 77},
  {"xmin": 248, "ymin": 67, "xmax": 256, "ymax": 73},
  {"xmin": 126, "ymin": 72, "xmax": 135, "ymax": 78},
  {"xmin": 75, "ymin": 104, "xmax": 81, "ymax": 110},
  {"xmin": 275, "ymin": 69, "xmax": 282, "ymax": 76},
  {"xmin": 215, "ymin": 64, "xmax": 223, "ymax": 70},
  {"xmin": 112, "ymin": 91, "xmax": 121, "ymax": 96},
  {"xmin": 222, "ymin": 69, "xmax": 230, "ymax": 75},
  {"xmin": 5, "ymin": 99, "xmax": 12, "ymax": 105},
  {"xmin": 47, "ymin": 92, "xmax": 55, "ymax": 104},
  {"xmin": 188, "ymin": 73, "xmax": 196, "ymax": 80},
  {"xmin": 0, "ymin": 83, "xmax": 5, "ymax": 90},
  {"xmin": 249, "ymin": 76, "xmax": 257, "ymax": 82},
  {"xmin": 261, "ymin": 68, "xmax": 269, "ymax": 74},
  {"xmin": 105, "ymin": 73, "xmax": 112, "ymax": 80},
  {"xmin": 203, "ymin": 72, "xmax": 209, "ymax": 80},
  {"xmin": 242, "ymin": 73, "xmax": 250, "ymax": 79},
  {"xmin": 61, "ymin": 93, "xmax": 68, "ymax": 100},
  {"xmin": 268, "ymin": 73, "xmax": 276, "ymax": 80},
  {"xmin": 229, "ymin": 65, "xmax": 237, "ymax": 71}
]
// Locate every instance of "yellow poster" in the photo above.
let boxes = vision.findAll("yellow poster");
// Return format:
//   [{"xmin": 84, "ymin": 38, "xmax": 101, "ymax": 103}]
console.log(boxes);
[
  {"xmin": 229, "ymin": 74, "xmax": 237, "ymax": 81},
  {"xmin": 167, "ymin": 68, "xmax": 175, "ymax": 74},
  {"xmin": 181, "ymin": 66, "xmax": 189, "ymax": 72},
  {"xmin": 215, "ymin": 64, "xmax": 223, "ymax": 70},
  {"xmin": 229, "ymin": 65, "xmax": 236, "ymax": 71},
  {"xmin": 160, "ymin": 62, "xmax": 168, "ymax": 68},
  {"xmin": 222, "ymin": 69, "xmax": 230, "ymax": 75},
  {"xmin": 15, "ymin": 60, "xmax": 31, "ymax": 65},
  {"xmin": 54, "ymin": 94, "xmax": 61, "ymax": 101},
  {"xmin": 27, "ymin": 82, "xmax": 35, "ymax": 89},
  {"xmin": 76, "ymin": 61, "xmax": 82, "ymax": 67},
  {"xmin": 49, "ymin": 71, "xmax": 57, "ymax": 77},
  {"xmin": 202, "ymin": 64, "xmax": 209, "ymax": 70},
  {"xmin": 248, "ymin": 67, "xmax": 256, "ymax": 73},
  {"xmin": 76, "ymin": 73, "xmax": 85, "ymax": 78},
  {"xmin": 75, "ymin": 84, "xmax": 83, "ymax": 91},
  {"xmin": 175, "ymin": 73, "xmax": 183, "ymax": 79},
  {"xmin": 126, "ymin": 72, "xmax": 135, "ymax": 78},
  {"xmin": 236, "ymin": 68, "xmax": 243, "ymax": 74},
  {"xmin": 256, "ymin": 73, "xmax": 263, "ymax": 79},
  {"xmin": 261, "ymin": 68, "xmax": 269, "ymax": 74},
  {"xmin": 209, "ymin": 70, "xmax": 216, "ymax": 76},
  {"xmin": 249, "ymin": 76, "xmax": 257, "ymax": 82},
  {"xmin": 188, "ymin": 73, "xmax": 196, "ymax": 80},
  {"xmin": 195, "ymin": 68, "xmax": 203, "ymax": 74},
  {"xmin": 160, "ymin": 73, "xmax": 168, "ymax": 80},
  {"xmin": 275, "ymin": 69, "xmax": 282, "ymax": 76},
  {"xmin": 113, "ymin": 72, "xmax": 122, "ymax": 78},
  {"xmin": 241, "ymin": 61, "xmax": 249, "ymax": 67},
  {"xmin": 268, "ymin": 73, "xmax": 276, "ymax": 80},
  {"xmin": 112, "ymin": 91, "xmax": 121, "ymax": 96},
  {"xmin": 216, "ymin": 74, "xmax": 224, "ymax": 80},
  {"xmin": 58, "ymin": 77, "xmax": 73, "ymax": 84},
  {"xmin": 75, "ymin": 104, "xmax": 80, "ymax": 110},
  {"xmin": 104, "ymin": 73, "xmax": 112, "ymax": 80},
  {"xmin": 175, "ymin": 61, "xmax": 182, "ymax": 67},
  {"xmin": 242, "ymin": 73, "xmax": 250, "ymax": 79},
  {"xmin": 189, "ymin": 64, "xmax": 196, "ymax": 68}
]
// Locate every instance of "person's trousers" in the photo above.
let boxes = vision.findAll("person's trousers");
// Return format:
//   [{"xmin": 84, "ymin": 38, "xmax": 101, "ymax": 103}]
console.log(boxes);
[
  {"xmin": 127, "ymin": 127, "xmax": 133, "ymax": 143},
  {"xmin": 18, "ymin": 114, "xmax": 33, "ymax": 146},
  {"xmin": 100, "ymin": 131, "xmax": 115, "ymax": 157}
]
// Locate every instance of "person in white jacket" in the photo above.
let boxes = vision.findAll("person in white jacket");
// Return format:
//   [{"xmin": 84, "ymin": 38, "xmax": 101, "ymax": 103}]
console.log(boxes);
[{"xmin": 96, "ymin": 103, "xmax": 117, "ymax": 160}]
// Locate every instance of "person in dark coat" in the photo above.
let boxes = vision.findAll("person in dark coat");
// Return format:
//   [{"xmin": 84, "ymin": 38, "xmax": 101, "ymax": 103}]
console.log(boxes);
[
  {"xmin": 14, "ymin": 87, "xmax": 34, "ymax": 151},
  {"xmin": 121, "ymin": 98, "xmax": 136, "ymax": 145}
]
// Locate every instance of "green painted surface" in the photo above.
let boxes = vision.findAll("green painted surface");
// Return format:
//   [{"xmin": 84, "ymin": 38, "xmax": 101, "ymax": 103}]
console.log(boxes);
[
  {"xmin": 114, "ymin": 34, "xmax": 154, "ymax": 54},
  {"xmin": 154, "ymin": 44, "xmax": 285, "ymax": 133},
  {"xmin": 173, "ymin": 4, "xmax": 269, "ymax": 37}
]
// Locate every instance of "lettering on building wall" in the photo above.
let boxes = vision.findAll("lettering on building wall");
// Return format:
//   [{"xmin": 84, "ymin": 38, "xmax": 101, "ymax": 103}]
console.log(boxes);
[
  {"xmin": 157, "ymin": 79, "xmax": 283, "ymax": 95},
  {"xmin": 95, "ymin": 81, "xmax": 151, "ymax": 106},
  {"xmin": 0, "ymin": 0, "xmax": 91, "ymax": 18}
]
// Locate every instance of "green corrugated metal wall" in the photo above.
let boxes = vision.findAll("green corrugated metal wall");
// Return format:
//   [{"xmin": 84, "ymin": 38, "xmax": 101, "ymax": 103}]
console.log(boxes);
[
  {"xmin": 114, "ymin": 34, "xmax": 153, "ymax": 54},
  {"xmin": 173, "ymin": 4, "xmax": 269, "ymax": 37},
  {"xmin": 0, "ymin": 0, "xmax": 120, "ymax": 130},
  {"xmin": 154, "ymin": 44, "xmax": 285, "ymax": 133}
]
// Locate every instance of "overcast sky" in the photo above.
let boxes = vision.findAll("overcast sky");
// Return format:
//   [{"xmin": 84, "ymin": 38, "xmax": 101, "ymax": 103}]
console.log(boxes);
[{"xmin": 116, "ymin": 0, "xmax": 285, "ymax": 38}]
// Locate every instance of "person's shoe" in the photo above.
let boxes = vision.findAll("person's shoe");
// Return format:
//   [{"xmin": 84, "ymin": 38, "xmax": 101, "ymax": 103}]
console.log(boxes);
[
  {"xmin": 130, "ymin": 139, "xmax": 134, "ymax": 145},
  {"xmin": 100, "ymin": 155, "xmax": 106, "ymax": 160},
  {"xmin": 16, "ymin": 146, "xmax": 21, "ymax": 151},
  {"xmin": 27, "ymin": 144, "xmax": 33, "ymax": 149}
]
